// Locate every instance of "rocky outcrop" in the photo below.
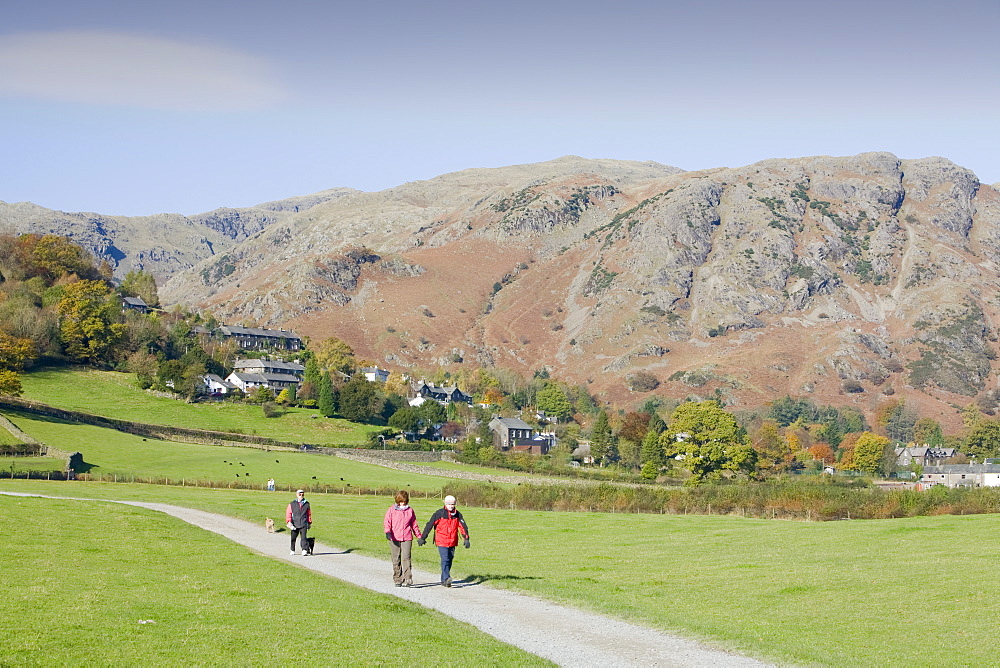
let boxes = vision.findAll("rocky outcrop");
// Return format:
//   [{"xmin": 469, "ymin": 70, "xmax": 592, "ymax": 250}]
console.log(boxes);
[{"xmin": 0, "ymin": 189, "xmax": 352, "ymax": 282}]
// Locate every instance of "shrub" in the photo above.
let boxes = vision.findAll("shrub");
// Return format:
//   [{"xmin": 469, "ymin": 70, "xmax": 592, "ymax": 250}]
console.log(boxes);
[
  {"xmin": 842, "ymin": 380, "xmax": 864, "ymax": 393},
  {"xmin": 628, "ymin": 371, "xmax": 660, "ymax": 392}
]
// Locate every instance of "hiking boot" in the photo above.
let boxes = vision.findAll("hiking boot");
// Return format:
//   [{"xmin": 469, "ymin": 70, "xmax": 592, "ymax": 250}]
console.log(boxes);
[
  {"xmin": 443, "ymin": 578, "xmax": 452, "ymax": 587},
  {"xmin": 395, "ymin": 582, "xmax": 403, "ymax": 587}
]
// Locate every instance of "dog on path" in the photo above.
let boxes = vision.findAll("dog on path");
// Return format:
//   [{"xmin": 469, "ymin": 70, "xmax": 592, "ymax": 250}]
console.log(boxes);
[{"xmin": 265, "ymin": 517, "xmax": 275, "ymax": 533}]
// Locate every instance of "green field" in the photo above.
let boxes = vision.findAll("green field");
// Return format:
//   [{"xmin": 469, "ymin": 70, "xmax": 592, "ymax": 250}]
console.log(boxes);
[
  {"xmin": 18, "ymin": 367, "xmax": 377, "ymax": 445},
  {"xmin": 9, "ymin": 366, "xmax": 1000, "ymax": 664},
  {"xmin": 3, "ymin": 479, "xmax": 999, "ymax": 665},
  {"xmin": 2, "ymin": 409, "xmax": 456, "ymax": 493},
  {"xmin": 0, "ymin": 426, "xmax": 22, "ymax": 446},
  {"xmin": 1, "ymin": 456, "xmax": 65, "ymax": 473},
  {"xmin": 0, "ymin": 493, "xmax": 548, "ymax": 666}
]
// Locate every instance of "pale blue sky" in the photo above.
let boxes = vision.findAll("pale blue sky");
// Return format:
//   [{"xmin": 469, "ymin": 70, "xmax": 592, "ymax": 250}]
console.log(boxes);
[{"xmin": 1, "ymin": 0, "xmax": 997, "ymax": 216}]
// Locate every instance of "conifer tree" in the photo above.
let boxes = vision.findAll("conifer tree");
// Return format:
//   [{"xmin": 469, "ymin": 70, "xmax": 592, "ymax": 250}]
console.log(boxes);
[{"xmin": 318, "ymin": 371, "xmax": 336, "ymax": 417}]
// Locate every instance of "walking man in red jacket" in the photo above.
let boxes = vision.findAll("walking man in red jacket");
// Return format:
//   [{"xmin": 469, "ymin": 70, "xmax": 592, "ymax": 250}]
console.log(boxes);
[{"xmin": 418, "ymin": 495, "xmax": 470, "ymax": 587}]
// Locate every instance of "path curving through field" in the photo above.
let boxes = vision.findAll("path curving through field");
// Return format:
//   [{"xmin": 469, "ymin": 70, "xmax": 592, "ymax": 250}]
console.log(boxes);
[{"xmin": 3, "ymin": 492, "xmax": 772, "ymax": 667}]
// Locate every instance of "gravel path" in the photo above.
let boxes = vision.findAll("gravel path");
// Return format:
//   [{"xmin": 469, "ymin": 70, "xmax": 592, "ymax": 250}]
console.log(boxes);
[{"xmin": 4, "ymin": 492, "xmax": 772, "ymax": 667}]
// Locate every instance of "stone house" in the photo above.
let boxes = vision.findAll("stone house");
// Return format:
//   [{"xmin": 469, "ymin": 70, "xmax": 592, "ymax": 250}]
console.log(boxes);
[
  {"xmin": 488, "ymin": 416, "xmax": 554, "ymax": 455},
  {"xmin": 919, "ymin": 464, "xmax": 1000, "ymax": 488}
]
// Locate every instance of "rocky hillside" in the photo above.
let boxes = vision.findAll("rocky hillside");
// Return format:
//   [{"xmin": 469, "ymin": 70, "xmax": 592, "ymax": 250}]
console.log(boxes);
[
  {"xmin": 12, "ymin": 154, "xmax": 1000, "ymax": 429},
  {"xmin": 0, "ymin": 189, "xmax": 355, "ymax": 282}
]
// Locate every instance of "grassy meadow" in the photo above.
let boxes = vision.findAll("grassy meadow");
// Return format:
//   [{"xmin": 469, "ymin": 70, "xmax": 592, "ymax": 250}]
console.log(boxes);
[
  {"xmin": 0, "ymin": 493, "xmax": 548, "ymax": 666},
  {"xmin": 3, "ymin": 478, "xmax": 999, "ymax": 666},
  {"xmin": 1, "ymin": 409, "xmax": 455, "ymax": 493},
  {"xmin": 6, "ymin": 366, "xmax": 1000, "ymax": 664},
  {"xmin": 1, "ymin": 456, "xmax": 65, "ymax": 473},
  {"xmin": 18, "ymin": 367, "xmax": 377, "ymax": 445}
]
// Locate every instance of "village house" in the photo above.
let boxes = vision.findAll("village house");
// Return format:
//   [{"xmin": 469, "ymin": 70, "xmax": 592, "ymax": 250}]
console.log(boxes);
[
  {"xmin": 225, "ymin": 358, "xmax": 305, "ymax": 393},
  {"xmin": 488, "ymin": 416, "xmax": 554, "ymax": 455},
  {"xmin": 410, "ymin": 380, "xmax": 472, "ymax": 405},
  {"xmin": 225, "ymin": 371, "xmax": 269, "ymax": 394},
  {"xmin": 201, "ymin": 373, "xmax": 237, "ymax": 396},
  {"xmin": 919, "ymin": 464, "xmax": 1000, "ymax": 488},
  {"xmin": 218, "ymin": 325, "xmax": 302, "ymax": 351},
  {"xmin": 895, "ymin": 445, "xmax": 958, "ymax": 467},
  {"xmin": 122, "ymin": 296, "xmax": 150, "ymax": 314},
  {"xmin": 360, "ymin": 366, "xmax": 390, "ymax": 383}
]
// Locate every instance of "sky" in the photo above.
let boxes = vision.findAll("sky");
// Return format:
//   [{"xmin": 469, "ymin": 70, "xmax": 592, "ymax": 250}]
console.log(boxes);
[{"xmin": 1, "ymin": 0, "xmax": 998, "ymax": 217}]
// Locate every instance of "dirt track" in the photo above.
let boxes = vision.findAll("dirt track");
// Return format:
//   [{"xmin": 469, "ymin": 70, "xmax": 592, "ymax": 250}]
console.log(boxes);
[{"xmin": 2, "ymin": 491, "xmax": 772, "ymax": 667}]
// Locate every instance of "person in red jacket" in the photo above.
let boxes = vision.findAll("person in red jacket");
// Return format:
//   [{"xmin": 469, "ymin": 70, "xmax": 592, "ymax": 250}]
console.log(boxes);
[{"xmin": 418, "ymin": 495, "xmax": 470, "ymax": 587}]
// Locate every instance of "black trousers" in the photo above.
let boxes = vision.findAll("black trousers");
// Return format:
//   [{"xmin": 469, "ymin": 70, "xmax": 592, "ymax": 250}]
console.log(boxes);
[{"xmin": 290, "ymin": 527, "xmax": 309, "ymax": 552}]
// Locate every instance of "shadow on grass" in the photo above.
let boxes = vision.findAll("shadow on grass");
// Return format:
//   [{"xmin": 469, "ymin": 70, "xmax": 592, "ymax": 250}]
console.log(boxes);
[
  {"xmin": 6, "ymin": 409, "xmax": 77, "ymax": 426},
  {"xmin": 463, "ymin": 573, "xmax": 541, "ymax": 585}
]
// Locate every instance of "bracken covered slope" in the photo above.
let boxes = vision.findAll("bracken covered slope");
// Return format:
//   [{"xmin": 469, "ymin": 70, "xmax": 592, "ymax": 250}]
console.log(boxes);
[{"xmin": 18, "ymin": 154, "xmax": 1000, "ymax": 427}]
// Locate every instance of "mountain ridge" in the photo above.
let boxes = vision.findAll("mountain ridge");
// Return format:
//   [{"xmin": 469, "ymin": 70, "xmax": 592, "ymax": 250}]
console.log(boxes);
[{"xmin": 6, "ymin": 153, "xmax": 1000, "ymax": 429}]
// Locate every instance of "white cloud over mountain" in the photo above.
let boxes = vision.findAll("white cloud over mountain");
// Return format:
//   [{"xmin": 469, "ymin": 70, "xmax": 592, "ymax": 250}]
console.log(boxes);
[{"xmin": 0, "ymin": 30, "xmax": 287, "ymax": 111}]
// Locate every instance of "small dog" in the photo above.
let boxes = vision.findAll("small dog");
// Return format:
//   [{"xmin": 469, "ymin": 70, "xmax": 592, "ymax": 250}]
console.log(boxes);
[
  {"xmin": 307, "ymin": 536, "xmax": 315, "ymax": 555},
  {"xmin": 265, "ymin": 518, "xmax": 275, "ymax": 533}
]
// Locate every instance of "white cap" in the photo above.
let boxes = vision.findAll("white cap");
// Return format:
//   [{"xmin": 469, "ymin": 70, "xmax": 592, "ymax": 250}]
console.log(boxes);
[
  {"xmin": 296, "ymin": 489, "xmax": 304, "ymax": 494},
  {"xmin": 444, "ymin": 495, "xmax": 456, "ymax": 505}
]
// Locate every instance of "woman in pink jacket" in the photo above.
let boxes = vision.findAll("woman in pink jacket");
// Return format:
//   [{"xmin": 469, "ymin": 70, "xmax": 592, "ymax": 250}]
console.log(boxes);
[{"xmin": 383, "ymin": 490, "xmax": 422, "ymax": 587}]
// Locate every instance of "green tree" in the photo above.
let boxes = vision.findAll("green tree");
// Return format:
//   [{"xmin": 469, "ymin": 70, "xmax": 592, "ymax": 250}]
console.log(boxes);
[
  {"xmin": 752, "ymin": 420, "xmax": 793, "ymax": 475},
  {"xmin": 57, "ymin": 279, "xmax": 126, "ymax": 364},
  {"xmin": 314, "ymin": 337, "xmax": 356, "ymax": 375},
  {"xmin": 0, "ymin": 369, "xmax": 22, "ymax": 396},
  {"xmin": 249, "ymin": 385, "xmax": 275, "ymax": 404},
  {"xmin": 852, "ymin": 432, "xmax": 893, "ymax": 477},
  {"xmin": 536, "ymin": 384, "xmax": 573, "ymax": 421},
  {"xmin": 120, "ymin": 269, "xmax": 160, "ymax": 307},
  {"xmin": 647, "ymin": 412, "xmax": 667, "ymax": 436},
  {"xmin": 913, "ymin": 417, "xmax": 944, "ymax": 446},
  {"xmin": 964, "ymin": 421, "xmax": 1000, "ymax": 461},
  {"xmin": 388, "ymin": 407, "xmax": 421, "ymax": 433},
  {"xmin": 768, "ymin": 396, "xmax": 815, "ymax": 426},
  {"xmin": 590, "ymin": 410, "xmax": 613, "ymax": 465},
  {"xmin": 617, "ymin": 438, "xmax": 641, "ymax": 468},
  {"xmin": 640, "ymin": 460, "xmax": 659, "ymax": 480},
  {"xmin": 417, "ymin": 400, "xmax": 447, "ymax": 426},
  {"xmin": 961, "ymin": 402, "xmax": 986, "ymax": 435},
  {"xmin": 32, "ymin": 234, "xmax": 99, "ymax": 280},
  {"xmin": 877, "ymin": 400, "xmax": 917, "ymax": 443},
  {"xmin": 179, "ymin": 361, "xmax": 207, "ymax": 400},
  {"xmin": 0, "ymin": 332, "xmax": 36, "ymax": 372},
  {"xmin": 338, "ymin": 375, "xmax": 383, "ymax": 423},
  {"xmin": 317, "ymin": 371, "xmax": 336, "ymax": 417},
  {"xmin": 640, "ymin": 429, "xmax": 665, "ymax": 468},
  {"xmin": 660, "ymin": 401, "xmax": 755, "ymax": 482}
]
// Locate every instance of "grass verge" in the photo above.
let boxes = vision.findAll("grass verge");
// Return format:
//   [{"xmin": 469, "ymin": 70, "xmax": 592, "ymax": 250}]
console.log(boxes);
[{"xmin": 0, "ymin": 493, "xmax": 549, "ymax": 666}]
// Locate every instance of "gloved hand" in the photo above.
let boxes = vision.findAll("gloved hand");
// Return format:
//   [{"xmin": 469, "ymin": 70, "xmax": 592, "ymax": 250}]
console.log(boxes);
[
  {"xmin": 385, "ymin": 532, "xmax": 392, "ymax": 541},
  {"xmin": 416, "ymin": 538, "xmax": 426, "ymax": 546},
  {"xmin": 463, "ymin": 538, "xmax": 470, "ymax": 549}
]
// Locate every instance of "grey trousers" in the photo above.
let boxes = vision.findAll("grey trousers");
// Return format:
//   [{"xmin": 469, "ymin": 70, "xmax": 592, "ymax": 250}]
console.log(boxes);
[{"xmin": 389, "ymin": 539, "xmax": 413, "ymax": 584}]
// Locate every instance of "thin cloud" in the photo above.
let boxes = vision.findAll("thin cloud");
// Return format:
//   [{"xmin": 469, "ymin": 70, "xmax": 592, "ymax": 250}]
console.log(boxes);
[{"xmin": 0, "ymin": 30, "xmax": 288, "ymax": 110}]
